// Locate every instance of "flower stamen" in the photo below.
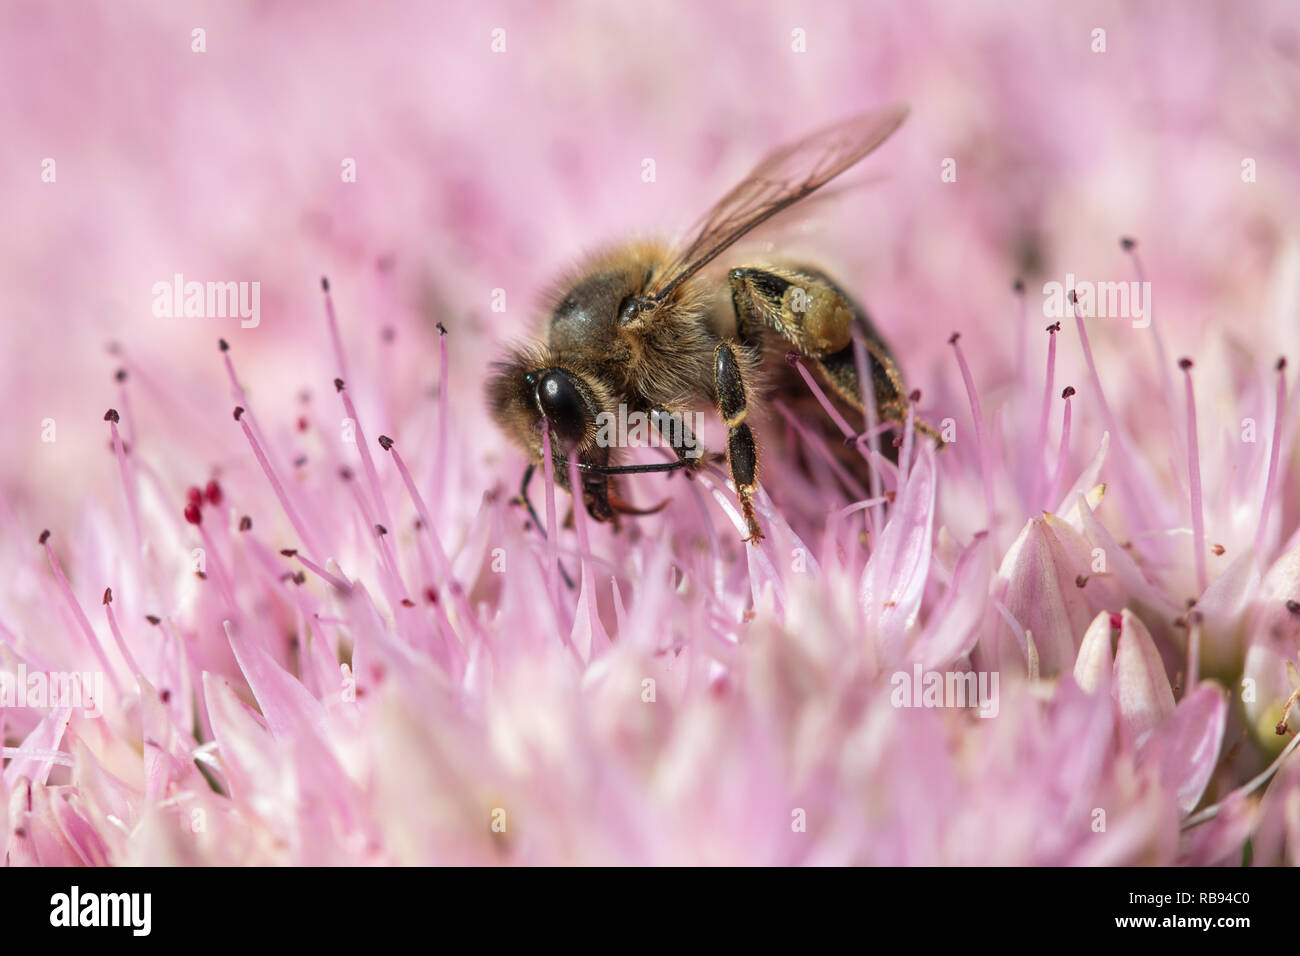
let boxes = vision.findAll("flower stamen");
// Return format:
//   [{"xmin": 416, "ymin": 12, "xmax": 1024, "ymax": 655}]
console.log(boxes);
[
  {"xmin": 1179, "ymin": 357, "xmax": 1208, "ymax": 593},
  {"xmin": 1045, "ymin": 385, "xmax": 1075, "ymax": 508},
  {"xmin": 1255, "ymin": 357, "xmax": 1288, "ymax": 559},
  {"xmin": 950, "ymin": 332, "xmax": 995, "ymax": 533}
]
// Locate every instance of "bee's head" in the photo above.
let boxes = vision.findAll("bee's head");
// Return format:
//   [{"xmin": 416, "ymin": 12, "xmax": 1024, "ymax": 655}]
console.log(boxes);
[{"xmin": 486, "ymin": 352, "xmax": 616, "ymax": 521}]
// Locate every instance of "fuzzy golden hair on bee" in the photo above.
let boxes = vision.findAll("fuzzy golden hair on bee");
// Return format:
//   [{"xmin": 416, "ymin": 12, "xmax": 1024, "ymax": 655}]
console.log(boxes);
[
  {"xmin": 538, "ymin": 239, "xmax": 675, "ymax": 319},
  {"xmin": 537, "ymin": 239, "xmax": 719, "ymax": 406}
]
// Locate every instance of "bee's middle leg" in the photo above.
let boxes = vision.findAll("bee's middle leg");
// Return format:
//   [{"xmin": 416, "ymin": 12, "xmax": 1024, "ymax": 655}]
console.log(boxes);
[{"xmin": 713, "ymin": 342, "xmax": 764, "ymax": 545}]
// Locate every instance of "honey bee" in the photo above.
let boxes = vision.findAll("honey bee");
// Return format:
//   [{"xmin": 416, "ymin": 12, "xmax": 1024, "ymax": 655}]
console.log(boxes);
[{"xmin": 488, "ymin": 105, "xmax": 939, "ymax": 548}]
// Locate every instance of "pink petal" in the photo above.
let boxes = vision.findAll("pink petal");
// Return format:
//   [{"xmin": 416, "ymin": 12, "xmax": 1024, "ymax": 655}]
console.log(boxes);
[
  {"xmin": 1240, "ymin": 640, "xmax": 1296, "ymax": 751},
  {"xmin": 991, "ymin": 514, "xmax": 1095, "ymax": 677},
  {"xmin": 570, "ymin": 571, "xmax": 610, "ymax": 663},
  {"xmin": 862, "ymin": 443, "xmax": 936, "ymax": 663},
  {"xmin": 1073, "ymin": 491, "xmax": 1180, "ymax": 619},
  {"xmin": 223, "ymin": 619, "xmax": 329, "ymax": 740},
  {"xmin": 1251, "ymin": 745, "xmax": 1300, "ymax": 865},
  {"xmin": 50, "ymin": 787, "xmax": 112, "ymax": 866},
  {"xmin": 1180, "ymin": 791, "xmax": 1254, "ymax": 865},
  {"xmin": 1137, "ymin": 684, "xmax": 1227, "ymax": 815},
  {"xmin": 1049, "ymin": 675, "xmax": 1117, "ymax": 815},
  {"xmin": 912, "ymin": 531, "xmax": 991, "ymax": 669},
  {"xmin": 1195, "ymin": 550, "xmax": 1260, "ymax": 679},
  {"xmin": 70, "ymin": 735, "xmax": 138, "ymax": 830},
  {"xmin": 5, "ymin": 778, "xmax": 39, "ymax": 867},
  {"xmin": 1073, "ymin": 611, "xmax": 1114, "ymax": 694},
  {"xmin": 139, "ymin": 676, "xmax": 196, "ymax": 803},
  {"xmin": 1248, "ymin": 542, "xmax": 1300, "ymax": 655},
  {"xmin": 1112, "ymin": 610, "xmax": 1176, "ymax": 747},
  {"xmin": 202, "ymin": 671, "xmax": 283, "ymax": 816},
  {"xmin": 27, "ymin": 782, "xmax": 87, "ymax": 866},
  {"xmin": 1052, "ymin": 433, "xmax": 1109, "ymax": 517},
  {"xmin": 2, "ymin": 706, "xmax": 72, "ymax": 789}
]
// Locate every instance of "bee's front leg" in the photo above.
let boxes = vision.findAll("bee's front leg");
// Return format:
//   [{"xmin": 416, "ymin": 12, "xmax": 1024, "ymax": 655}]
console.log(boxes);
[{"xmin": 713, "ymin": 342, "xmax": 764, "ymax": 545}]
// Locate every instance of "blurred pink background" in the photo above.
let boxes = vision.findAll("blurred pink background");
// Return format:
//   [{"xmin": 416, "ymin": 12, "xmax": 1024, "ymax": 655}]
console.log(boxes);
[
  {"xmin": 3, "ymin": 0, "xmax": 1300, "ymax": 867},
  {"xmin": 4, "ymin": 0, "xmax": 1297, "ymax": 521}
]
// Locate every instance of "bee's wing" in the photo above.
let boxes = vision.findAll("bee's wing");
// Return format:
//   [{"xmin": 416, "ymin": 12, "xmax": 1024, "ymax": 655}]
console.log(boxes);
[{"xmin": 646, "ymin": 105, "xmax": 909, "ymax": 303}]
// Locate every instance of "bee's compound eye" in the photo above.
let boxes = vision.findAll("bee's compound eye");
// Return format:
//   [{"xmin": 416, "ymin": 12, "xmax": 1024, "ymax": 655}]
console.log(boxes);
[
  {"xmin": 617, "ymin": 296, "xmax": 640, "ymax": 325},
  {"xmin": 534, "ymin": 369, "xmax": 588, "ymax": 450}
]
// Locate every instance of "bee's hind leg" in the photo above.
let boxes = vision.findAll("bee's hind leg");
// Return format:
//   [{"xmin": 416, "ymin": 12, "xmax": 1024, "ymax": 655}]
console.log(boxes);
[
  {"xmin": 713, "ymin": 342, "xmax": 765, "ymax": 545},
  {"xmin": 729, "ymin": 264, "xmax": 943, "ymax": 452}
]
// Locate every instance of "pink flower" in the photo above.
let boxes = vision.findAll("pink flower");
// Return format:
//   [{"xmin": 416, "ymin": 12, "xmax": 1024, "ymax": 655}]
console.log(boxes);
[{"xmin": 2, "ymin": 0, "xmax": 1299, "ymax": 867}]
